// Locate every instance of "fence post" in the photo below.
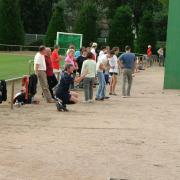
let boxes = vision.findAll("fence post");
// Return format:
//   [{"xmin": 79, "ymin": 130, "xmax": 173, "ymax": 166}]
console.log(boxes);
[
  {"xmin": 10, "ymin": 81, "xmax": 15, "ymax": 110},
  {"xmin": 29, "ymin": 60, "xmax": 33, "ymax": 75},
  {"xmin": 20, "ymin": 45, "xmax": 23, "ymax": 51}
]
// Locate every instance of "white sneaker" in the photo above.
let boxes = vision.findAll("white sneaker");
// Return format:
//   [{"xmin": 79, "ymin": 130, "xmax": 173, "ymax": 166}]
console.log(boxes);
[
  {"xmin": 82, "ymin": 101, "xmax": 89, "ymax": 104},
  {"xmin": 88, "ymin": 99, "xmax": 94, "ymax": 103},
  {"xmin": 122, "ymin": 96, "xmax": 127, "ymax": 98}
]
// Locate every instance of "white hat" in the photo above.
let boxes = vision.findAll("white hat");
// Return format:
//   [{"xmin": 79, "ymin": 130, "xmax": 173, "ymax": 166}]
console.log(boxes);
[
  {"xmin": 92, "ymin": 42, "xmax": 97, "ymax": 47},
  {"xmin": 148, "ymin": 45, "xmax": 151, "ymax": 48}
]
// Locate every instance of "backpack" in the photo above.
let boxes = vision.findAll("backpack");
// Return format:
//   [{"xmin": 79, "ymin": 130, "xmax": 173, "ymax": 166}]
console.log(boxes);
[
  {"xmin": 28, "ymin": 74, "xmax": 38, "ymax": 97},
  {"xmin": 13, "ymin": 74, "xmax": 38, "ymax": 105},
  {"xmin": 0, "ymin": 80, "xmax": 7, "ymax": 104}
]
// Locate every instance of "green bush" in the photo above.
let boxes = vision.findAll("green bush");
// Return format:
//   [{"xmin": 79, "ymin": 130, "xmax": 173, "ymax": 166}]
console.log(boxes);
[
  {"xmin": 108, "ymin": 5, "xmax": 134, "ymax": 50},
  {"xmin": 136, "ymin": 11, "xmax": 157, "ymax": 53},
  {"xmin": 45, "ymin": 2, "xmax": 66, "ymax": 47},
  {"xmin": 0, "ymin": 0, "xmax": 24, "ymax": 46},
  {"xmin": 74, "ymin": 2, "xmax": 98, "ymax": 46}
]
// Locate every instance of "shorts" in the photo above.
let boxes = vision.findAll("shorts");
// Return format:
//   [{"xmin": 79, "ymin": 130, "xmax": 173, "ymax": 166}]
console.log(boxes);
[
  {"xmin": 110, "ymin": 72, "xmax": 118, "ymax": 76},
  {"xmin": 104, "ymin": 73, "xmax": 110, "ymax": 84},
  {"xmin": 56, "ymin": 92, "xmax": 72, "ymax": 105}
]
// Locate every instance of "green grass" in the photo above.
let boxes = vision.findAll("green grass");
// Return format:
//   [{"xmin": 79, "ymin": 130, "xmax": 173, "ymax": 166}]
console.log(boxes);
[{"xmin": 0, "ymin": 54, "xmax": 33, "ymax": 80}]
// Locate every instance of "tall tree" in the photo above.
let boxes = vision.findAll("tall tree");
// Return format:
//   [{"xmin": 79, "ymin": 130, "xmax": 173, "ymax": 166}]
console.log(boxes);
[
  {"xmin": 108, "ymin": 6, "xmax": 134, "ymax": 50},
  {"xmin": 74, "ymin": 2, "xmax": 98, "ymax": 46},
  {"xmin": 154, "ymin": 11, "xmax": 168, "ymax": 41},
  {"xmin": 45, "ymin": 1, "xmax": 66, "ymax": 47},
  {"xmin": 136, "ymin": 11, "xmax": 157, "ymax": 53},
  {"xmin": 20, "ymin": 0, "xmax": 55, "ymax": 34},
  {"xmin": 0, "ymin": 0, "xmax": 24, "ymax": 45},
  {"xmin": 107, "ymin": 0, "xmax": 127, "ymax": 18}
]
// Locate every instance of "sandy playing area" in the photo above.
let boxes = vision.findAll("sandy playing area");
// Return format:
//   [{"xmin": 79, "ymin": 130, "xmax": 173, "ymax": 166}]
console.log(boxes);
[{"xmin": 0, "ymin": 67, "xmax": 180, "ymax": 180}]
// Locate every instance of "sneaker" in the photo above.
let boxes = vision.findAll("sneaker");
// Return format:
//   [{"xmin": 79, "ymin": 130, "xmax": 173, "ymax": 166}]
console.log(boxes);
[
  {"xmin": 122, "ymin": 96, "xmax": 127, "ymax": 98},
  {"xmin": 56, "ymin": 101, "xmax": 64, "ymax": 111},
  {"xmin": 95, "ymin": 98, "xmax": 104, "ymax": 101},
  {"xmin": 47, "ymin": 99, "xmax": 55, "ymax": 103},
  {"xmin": 83, "ymin": 100, "xmax": 89, "ymax": 104},
  {"xmin": 88, "ymin": 99, "xmax": 94, "ymax": 103},
  {"xmin": 62, "ymin": 106, "xmax": 69, "ymax": 112},
  {"xmin": 104, "ymin": 96, "xmax": 110, "ymax": 99},
  {"xmin": 112, "ymin": 93, "xmax": 118, "ymax": 96}
]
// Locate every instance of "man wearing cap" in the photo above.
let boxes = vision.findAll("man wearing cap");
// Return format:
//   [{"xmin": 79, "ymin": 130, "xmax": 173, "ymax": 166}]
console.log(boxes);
[{"xmin": 147, "ymin": 45, "xmax": 152, "ymax": 67}]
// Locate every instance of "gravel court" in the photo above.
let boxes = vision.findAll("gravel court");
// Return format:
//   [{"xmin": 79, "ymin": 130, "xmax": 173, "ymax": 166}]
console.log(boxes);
[{"xmin": 0, "ymin": 67, "xmax": 180, "ymax": 180}]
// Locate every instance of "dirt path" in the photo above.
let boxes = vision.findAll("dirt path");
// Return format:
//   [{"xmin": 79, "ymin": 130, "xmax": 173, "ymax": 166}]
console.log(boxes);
[{"xmin": 0, "ymin": 67, "xmax": 180, "ymax": 180}]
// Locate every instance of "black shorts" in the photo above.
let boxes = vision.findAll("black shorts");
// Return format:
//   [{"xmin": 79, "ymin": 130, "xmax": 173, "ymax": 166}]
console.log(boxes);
[
  {"xmin": 110, "ymin": 72, "xmax": 118, "ymax": 76},
  {"xmin": 56, "ymin": 92, "xmax": 72, "ymax": 104}
]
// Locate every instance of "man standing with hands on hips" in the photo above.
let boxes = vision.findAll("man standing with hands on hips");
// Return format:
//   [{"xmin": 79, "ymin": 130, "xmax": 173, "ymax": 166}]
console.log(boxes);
[
  {"xmin": 34, "ymin": 45, "xmax": 54, "ymax": 103},
  {"xmin": 119, "ymin": 45, "xmax": 136, "ymax": 98}
]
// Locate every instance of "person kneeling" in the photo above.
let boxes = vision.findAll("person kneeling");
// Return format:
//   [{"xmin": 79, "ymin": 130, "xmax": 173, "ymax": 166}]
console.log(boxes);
[{"xmin": 55, "ymin": 64, "xmax": 87, "ymax": 112}]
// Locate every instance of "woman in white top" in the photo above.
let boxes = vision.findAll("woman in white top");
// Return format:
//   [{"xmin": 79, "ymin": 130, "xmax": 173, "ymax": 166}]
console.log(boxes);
[{"xmin": 109, "ymin": 48, "xmax": 120, "ymax": 95}]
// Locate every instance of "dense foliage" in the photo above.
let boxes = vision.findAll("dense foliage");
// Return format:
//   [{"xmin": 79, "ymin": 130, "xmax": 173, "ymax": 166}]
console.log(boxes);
[
  {"xmin": 45, "ymin": 1, "xmax": 66, "ymax": 47},
  {"xmin": 0, "ymin": 0, "xmax": 169, "ymax": 52},
  {"xmin": 108, "ymin": 6, "xmax": 134, "ymax": 50},
  {"xmin": 137, "ymin": 11, "xmax": 157, "ymax": 53},
  {"xmin": 74, "ymin": 2, "xmax": 98, "ymax": 46},
  {"xmin": 0, "ymin": 0, "xmax": 24, "ymax": 45}
]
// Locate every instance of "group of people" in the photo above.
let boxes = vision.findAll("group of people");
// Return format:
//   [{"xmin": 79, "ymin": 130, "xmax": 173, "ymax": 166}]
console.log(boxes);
[
  {"xmin": 34, "ymin": 45, "xmax": 59, "ymax": 103},
  {"xmin": 146, "ymin": 45, "xmax": 165, "ymax": 67},
  {"xmin": 33, "ymin": 43, "xmax": 142, "ymax": 111}
]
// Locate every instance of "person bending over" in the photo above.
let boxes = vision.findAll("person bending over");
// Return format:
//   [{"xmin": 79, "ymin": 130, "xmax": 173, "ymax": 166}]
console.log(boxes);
[{"xmin": 55, "ymin": 64, "xmax": 87, "ymax": 112}]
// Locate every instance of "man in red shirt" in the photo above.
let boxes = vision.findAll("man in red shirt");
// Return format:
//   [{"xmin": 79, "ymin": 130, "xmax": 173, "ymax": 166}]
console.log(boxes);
[
  {"xmin": 51, "ymin": 45, "xmax": 61, "ymax": 79},
  {"xmin": 45, "ymin": 48, "xmax": 58, "ymax": 99},
  {"xmin": 147, "ymin": 45, "xmax": 152, "ymax": 67}
]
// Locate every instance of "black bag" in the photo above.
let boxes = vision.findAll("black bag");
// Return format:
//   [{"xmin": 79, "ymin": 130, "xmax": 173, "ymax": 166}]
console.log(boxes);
[
  {"xmin": 13, "ymin": 92, "xmax": 26, "ymax": 105},
  {"xmin": 28, "ymin": 74, "xmax": 38, "ymax": 97},
  {"xmin": 0, "ymin": 80, "xmax": 7, "ymax": 104},
  {"xmin": 13, "ymin": 74, "xmax": 38, "ymax": 105}
]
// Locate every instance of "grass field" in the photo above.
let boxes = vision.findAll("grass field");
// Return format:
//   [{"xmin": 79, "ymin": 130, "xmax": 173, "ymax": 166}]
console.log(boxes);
[
  {"xmin": 0, "ymin": 52, "xmax": 65, "ymax": 80},
  {"xmin": 0, "ymin": 53, "xmax": 34, "ymax": 80}
]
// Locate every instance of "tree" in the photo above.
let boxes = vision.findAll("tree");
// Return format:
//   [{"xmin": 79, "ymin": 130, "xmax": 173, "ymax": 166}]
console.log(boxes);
[
  {"xmin": 136, "ymin": 11, "xmax": 157, "ymax": 53},
  {"xmin": 20, "ymin": 0, "xmax": 55, "ymax": 34},
  {"xmin": 74, "ymin": 2, "xmax": 98, "ymax": 46},
  {"xmin": 128, "ymin": 0, "xmax": 161, "ymax": 35},
  {"xmin": 154, "ymin": 11, "xmax": 168, "ymax": 41},
  {"xmin": 108, "ymin": 6, "xmax": 134, "ymax": 50},
  {"xmin": 107, "ymin": 0, "xmax": 127, "ymax": 18},
  {"xmin": 0, "ymin": 0, "xmax": 24, "ymax": 45},
  {"xmin": 45, "ymin": 1, "xmax": 66, "ymax": 47}
]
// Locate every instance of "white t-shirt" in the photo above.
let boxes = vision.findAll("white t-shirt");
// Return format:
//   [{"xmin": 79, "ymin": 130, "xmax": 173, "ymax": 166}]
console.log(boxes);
[
  {"xmin": 91, "ymin": 48, "xmax": 97, "ymax": 60},
  {"xmin": 34, "ymin": 52, "xmax": 46, "ymax": 71},
  {"xmin": 109, "ymin": 55, "xmax": 119, "ymax": 74},
  {"xmin": 96, "ymin": 54, "xmax": 107, "ymax": 72},
  {"xmin": 99, "ymin": 50, "xmax": 104, "ymax": 57},
  {"xmin": 158, "ymin": 49, "xmax": 164, "ymax": 56}
]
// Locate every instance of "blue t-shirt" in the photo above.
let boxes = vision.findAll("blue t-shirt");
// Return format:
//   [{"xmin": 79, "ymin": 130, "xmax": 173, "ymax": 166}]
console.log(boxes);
[{"xmin": 119, "ymin": 52, "xmax": 136, "ymax": 69}]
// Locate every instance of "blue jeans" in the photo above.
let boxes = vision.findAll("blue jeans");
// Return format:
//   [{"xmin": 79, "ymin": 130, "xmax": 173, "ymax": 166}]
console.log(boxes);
[{"xmin": 96, "ymin": 72, "xmax": 106, "ymax": 99}]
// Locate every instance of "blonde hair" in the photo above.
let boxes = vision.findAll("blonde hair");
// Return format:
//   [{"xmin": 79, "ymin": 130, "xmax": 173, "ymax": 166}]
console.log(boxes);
[{"xmin": 67, "ymin": 48, "xmax": 75, "ymax": 55}]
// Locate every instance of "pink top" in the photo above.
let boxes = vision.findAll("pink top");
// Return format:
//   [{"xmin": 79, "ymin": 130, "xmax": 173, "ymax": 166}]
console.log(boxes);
[{"xmin": 65, "ymin": 55, "xmax": 75, "ymax": 68}]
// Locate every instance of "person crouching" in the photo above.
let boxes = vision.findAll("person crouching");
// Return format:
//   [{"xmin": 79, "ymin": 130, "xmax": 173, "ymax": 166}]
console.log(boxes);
[{"xmin": 55, "ymin": 64, "xmax": 87, "ymax": 112}]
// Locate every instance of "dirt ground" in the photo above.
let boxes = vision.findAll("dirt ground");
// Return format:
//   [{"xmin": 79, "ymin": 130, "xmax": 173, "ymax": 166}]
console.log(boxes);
[{"xmin": 0, "ymin": 67, "xmax": 180, "ymax": 180}]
